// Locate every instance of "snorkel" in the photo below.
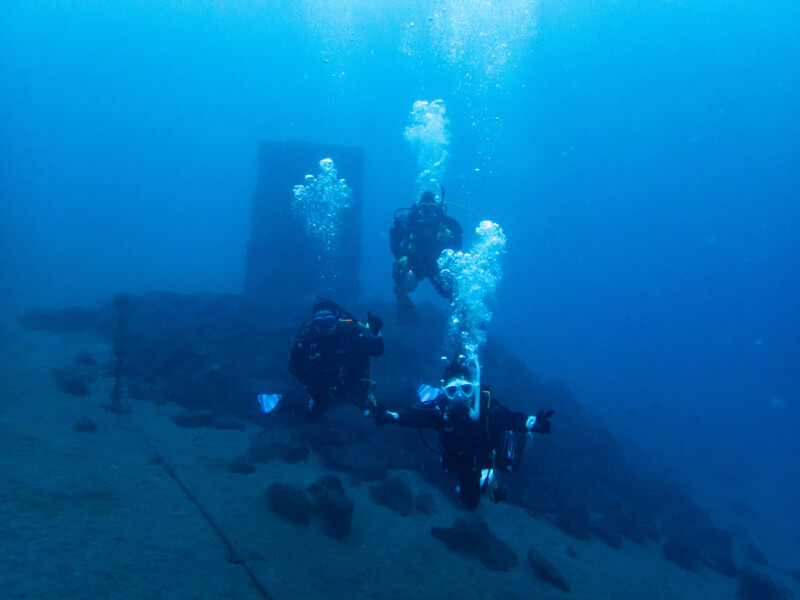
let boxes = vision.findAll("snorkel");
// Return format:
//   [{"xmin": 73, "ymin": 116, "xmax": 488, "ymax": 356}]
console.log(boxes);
[{"xmin": 468, "ymin": 356, "xmax": 481, "ymax": 422}]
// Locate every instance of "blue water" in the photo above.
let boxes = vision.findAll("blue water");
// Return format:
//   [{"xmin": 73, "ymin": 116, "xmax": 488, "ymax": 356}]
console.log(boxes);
[{"xmin": 2, "ymin": 0, "xmax": 799, "ymax": 568}]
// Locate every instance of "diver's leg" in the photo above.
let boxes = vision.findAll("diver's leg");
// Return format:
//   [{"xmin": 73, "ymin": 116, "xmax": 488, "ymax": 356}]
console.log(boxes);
[
  {"xmin": 457, "ymin": 468, "xmax": 482, "ymax": 509},
  {"xmin": 393, "ymin": 265, "xmax": 420, "ymax": 324},
  {"xmin": 350, "ymin": 383, "xmax": 379, "ymax": 416},
  {"xmin": 395, "ymin": 290, "xmax": 419, "ymax": 324},
  {"xmin": 430, "ymin": 270, "xmax": 457, "ymax": 301},
  {"xmin": 304, "ymin": 387, "xmax": 333, "ymax": 420}
]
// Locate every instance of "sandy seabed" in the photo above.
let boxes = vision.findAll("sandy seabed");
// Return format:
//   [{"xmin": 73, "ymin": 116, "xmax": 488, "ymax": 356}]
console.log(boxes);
[{"xmin": 0, "ymin": 316, "xmax": 756, "ymax": 600}]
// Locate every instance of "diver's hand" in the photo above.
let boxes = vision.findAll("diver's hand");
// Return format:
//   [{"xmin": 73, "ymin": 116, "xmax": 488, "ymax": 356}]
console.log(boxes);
[
  {"xmin": 527, "ymin": 410, "xmax": 554, "ymax": 434},
  {"xmin": 367, "ymin": 312, "xmax": 383, "ymax": 335},
  {"xmin": 375, "ymin": 410, "xmax": 399, "ymax": 426}
]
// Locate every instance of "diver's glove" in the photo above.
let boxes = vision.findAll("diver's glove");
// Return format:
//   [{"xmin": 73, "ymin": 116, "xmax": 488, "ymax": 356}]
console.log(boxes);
[
  {"xmin": 367, "ymin": 312, "xmax": 383, "ymax": 336},
  {"xmin": 375, "ymin": 410, "xmax": 399, "ymax": 426},
  {"xmin": 527, "ymin": 410, "xmax": 554, "ymax": 434}
]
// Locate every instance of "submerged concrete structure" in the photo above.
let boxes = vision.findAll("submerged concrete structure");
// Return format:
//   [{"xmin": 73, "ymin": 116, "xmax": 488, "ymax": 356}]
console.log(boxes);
[{"xmin": 245, "ymin": 140, "xmax": 363, "ymax": 309}]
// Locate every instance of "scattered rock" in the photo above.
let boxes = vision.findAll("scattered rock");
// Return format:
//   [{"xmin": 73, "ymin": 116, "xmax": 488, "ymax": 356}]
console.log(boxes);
[
  {"xmin": 370, "ymin": 476, "xmax": 413, "ymax": 516},
  {"xmin": 249, "ymin": 426, "xmax": 309, "ymax": 463},
  {"xmin": 736, "ymin": 569, "xmax": 788, "ymax": 600},
  {"xmin": 415, "ymin": 491, "xmax": 435, "ymax": 515},
  {"xmin": 170, "ymin": 410, "xmax": 245, "ymax": 430},
  {"xmin": 591, "ymin": 515, "xmax": 622, "ymax": 549},
  {"xmin": 555, "ymin": 504, "xmax": 591, "ymax": 540},
  {"xmin": 661, "ymin": 500, "xmax": 738, "ymax": 576},
  {"xmin": 266, "ymin": 482, "xmax": 311, "ymax": 525},
  {"xmin": 308, "ymin": 475, "xmax": 354, "ymax": 540},
  {"xmin": 605, "ymin": 509, "xmax": 648, "ymax": 544},
  {"xmin": 430, "ymin": 516, "xmax": 517, "ymax": 572},
  {"xmin": 742, "ymin": 541, "xmax": 767, "ymax": 565},
  {"xmin": 229, "ymin": 455, "xmax": 256, "ymax": 474},
  {"xmin": 72, "ymin": 416, "xmax": 96, "ymax": 432},
  {"xmin": 52, "ymin": 367, "xmax": 89, "ymax": 396},
  {"xmin": 523, "ymin": 486, "xmax": 559, "ymax": 514},
  {"xmin": 320, "ymin": 443, "xmax": 387, "ymax": 481},
  {"xmin": 29, "ymin": 290, "xmax": 760, "ymax": 583},
  {"xmin": 303, "ymin": 421, "xmax": 358, "ymax": 451},
  {"xmin": 663, "ymin": 537, "xmax": 700, "ymax": 572},
  {"xmin": 528, "ymin": 549, "xmax": 571, "ymax": 593},
  {"xmin": 697, "ymin": 527, "xmax": 738, "ymax": 576}
]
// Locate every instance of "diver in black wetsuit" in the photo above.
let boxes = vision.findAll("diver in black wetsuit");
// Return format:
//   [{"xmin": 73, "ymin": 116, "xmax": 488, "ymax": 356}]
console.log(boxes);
[
  {"xmin": 288, "ymin": 297, "xmax": 384, "ymax": 419},
  {"xmin": 390, "ymin": 190, "xmax": 463, "ymax": 323},
  {"xmin": 376, "ymin": 355, "xmax": 553, "ymax": 509}
]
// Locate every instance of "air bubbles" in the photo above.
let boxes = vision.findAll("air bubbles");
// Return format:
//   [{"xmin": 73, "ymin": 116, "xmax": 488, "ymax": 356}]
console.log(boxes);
[
  {"xmin": 438, "ymin": 221, "xmax": 507, "ymax": 358},
  {"xmin": 404, "ymin": 99, "xmax": 451, "ymax": 193},
  {"xmin": 292, "ymin": 158, "xmax": 352, "ymax": 271}
]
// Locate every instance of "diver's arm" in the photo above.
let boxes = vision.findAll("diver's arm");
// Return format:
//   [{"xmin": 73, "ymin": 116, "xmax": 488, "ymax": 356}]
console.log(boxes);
[
  {"xmin": 445, "ymin": 217, "xmax": 464, "ymax": 250},
  {"xmin": 396, "ymin": 405, "xmax": 442, "ymax": 429},
  {"xmin": 376, "ymin": 404, "xmax": 442, "ymax": 429},
  {"xmin": 500, "ymin": 405, "xmax": 554, "ymax": 434},
  {"xmin": 490, "ymin": 400, "xmax": 554, "ymax": 434},
  {"xmin": 527, "ymin": 410, "xmax": 554, "ymax": 434},
  {"xmin": 356, "ymin": 322, "xmax": 384, "ymax": 357},
  {"xmin": 491, "ymin": 401, "xmax": 531, "ymax": 433}
]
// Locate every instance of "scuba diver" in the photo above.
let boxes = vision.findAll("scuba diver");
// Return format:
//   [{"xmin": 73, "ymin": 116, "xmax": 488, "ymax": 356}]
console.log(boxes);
[
  {"xmin": 375, "ymin": 355, "xmax": 553, "ymax": 509},
  {"xmin": 281, "ymin": 297, "xmax": 384, "ymax": 420},
  {"xmin": 390, "ymin": 188, "xmax": 463, "ymax": 324}
]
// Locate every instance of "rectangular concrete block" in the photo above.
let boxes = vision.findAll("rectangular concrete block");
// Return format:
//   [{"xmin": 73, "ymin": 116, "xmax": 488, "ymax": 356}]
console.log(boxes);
[{"xmin": 245, "ymin": 140, "xmax": 363, "ymax": 309}]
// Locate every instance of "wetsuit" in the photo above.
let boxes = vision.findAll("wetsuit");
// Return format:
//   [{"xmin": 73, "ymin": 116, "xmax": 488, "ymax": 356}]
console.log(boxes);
[
  {"xmin": 390, "ymin": 204, "xmax": 463, "ymax": 299},
  {"xmin": 393, "ymin": 388, "xmax": 530, "ymax": 508},
  {"xmin": 289, "ymin": 318, "xmax": 383, "ymax": 418}
]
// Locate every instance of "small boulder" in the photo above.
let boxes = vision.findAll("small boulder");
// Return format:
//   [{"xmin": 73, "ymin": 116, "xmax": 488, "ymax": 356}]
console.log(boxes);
[
  {"xmin": 52, "ymin": 367, "xmax": 89, "ymax": 396},
  {"xmin": 663, "ymin": 537, "xmax": 700, "ymax": 572},
  {"xmin": 170, "ymin": 411, "xmax": 245, "ymax": 430},
  {"xmin": 370, "ymin": 476, "xmax": 413, "ymax": 516},
  {"xmin": 265, "ymin": 482, "xmax": 311, "ymax": 525},
  {"xmin": 229, "ymin": 455, "xmax": 256, "ymax": 474},
  {"xmin": 555, "ymin": 504, "xmax": 591, "ymax": 540},
  {"xmin": 737, "ymin": 569, "xmax": 787, "ymax": 600},
  {"xmin": 742, "ymin": 541, "xmax": 767, "ymax": 565},
  {"xmin": 414, "ymin": 491, "xmax": 435, "ymax": 515},
  {"xmin": 307, "ymin": 475, "xmax": 354, "ymax": 540},
  {"xmin": 249, "ymin": 426, "xmax": 309, "ymax": 463},
  {"xmin": 320, "ymin": 443, "xmax": 387, "ymax": 481},
  {"xmin": 591, "ymin": 515, "xmax": 622, "ymax": 549},
  {"xmin": 528, "ymin": 549, "xmax": 571, "ymax": 593},
  {"xmin": 606, "ymin": 509, "xmax": 648, "ymax": 544},
  {"xmin": 430, "ymin": 516, "xmax": 517, "ymax": 572},
  {"xmin": 72, "ymin": 416, "xmax": 96, "ymax": 432}
]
